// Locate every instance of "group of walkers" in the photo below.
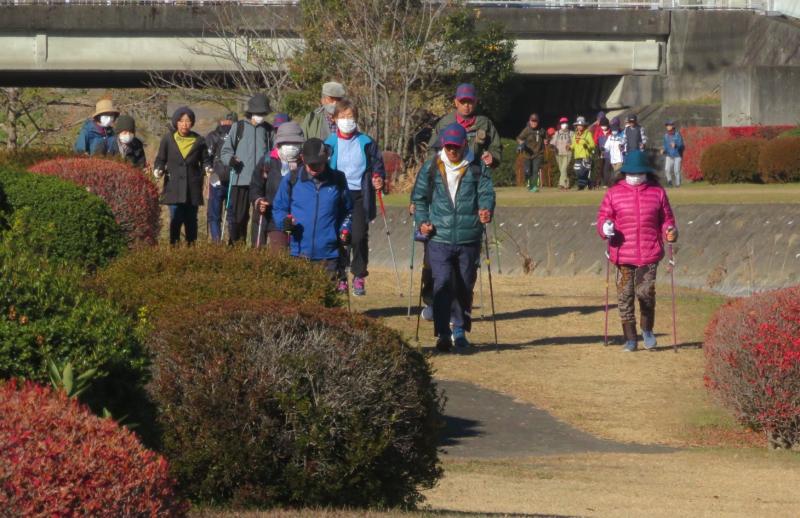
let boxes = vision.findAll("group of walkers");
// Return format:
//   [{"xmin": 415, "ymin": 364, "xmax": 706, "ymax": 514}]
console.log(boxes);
[
  {"xmin": 73, "ymin": 82, "xmax": 678, "ymax": 353},
  {"xmin": 516, "ymin": 112, "xmax": 686, "ymax": 192}
]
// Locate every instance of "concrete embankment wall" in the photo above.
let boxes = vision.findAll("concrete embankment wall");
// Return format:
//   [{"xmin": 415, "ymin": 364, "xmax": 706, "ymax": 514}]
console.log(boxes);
[{"xmin": 367, "ymin": 204, "xmax": 800, "ymax": 297}]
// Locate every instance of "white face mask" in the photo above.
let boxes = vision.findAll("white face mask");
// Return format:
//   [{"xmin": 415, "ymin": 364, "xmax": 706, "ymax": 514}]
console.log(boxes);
[
  {"xmin": 251, "ymin": 115, "xmax": 265, "ymax": 125},
  {"xmin": 99, "ymin": 115, "xmax": 114, "ymax": 127},
  {"xmin": 336, "ymin": 118, "xmax": 357, "ymax": 134},
  {"xmin": 324, "ymin": 103, "xmax": 336, "ymax": 115},
  {"xmin": 278, "ymin": 144, "xmax": 301, "ymax": 162},
  {"xmin": 119, "ymin": 132, "xmax": 134, "ymax": 144},
  {"xmin": 612, "ymin": 130, "xmax": 619, "ymax": 136},
  {"xmin": 625, "ymin": 174, "xmax": 646, "ymax": 186},
  {"xmin": 601, "ymin": 126, "xmax": 608, "ymax": 132},
  {"xmin": 560, "ymin": 123, "xmax": 568, "ymax": 130}
]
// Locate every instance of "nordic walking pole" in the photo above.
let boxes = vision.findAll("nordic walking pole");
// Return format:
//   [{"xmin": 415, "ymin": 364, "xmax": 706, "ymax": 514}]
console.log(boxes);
[
  {"xmin": 341, "ymin": 229, "xmax": 352, "ymax": 314},
  {"xmin": 478, "ymin": 255, "xmax": 485, "ymax": 320},
  {"xmin": 482, "ymin": 224, "xmax": 499, "ymax": 352},
  {"xmin": 375, "ymin": 177, "xmax": 403, "ymax": 296},
  {"xmin": 668, "ymin": 238, "xmax": 678, "ymax": 353},
  {"xmin": 604, "ymin": 240, "xmax": 614, "ymax": 347},
  {"xmin": 255, "ymin": 212, "xmax": 264, "ymax": 249},
  {"xmin": 407, "ymin": 215, "xmax": 416, "ymax": 318},
  {"xmin": 414, "ymin": 258, "xmax": 425, "ymax": 343},
  {"xmin": 492, "ymin": 217, "xmax": 502, "ymax": 274}
]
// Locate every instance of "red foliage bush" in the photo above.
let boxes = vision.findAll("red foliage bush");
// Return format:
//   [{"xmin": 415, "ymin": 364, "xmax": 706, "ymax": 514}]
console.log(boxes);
[
  {"xmin": 0, "ymin": 380, "xmax": 187, "ymax": 515},
  {"xmin": 758, "ymin": 137, "xmax": 800, "ymax": 184},
  {"xmin": 29, "ymin": 157, "xmax": 160, "ymax": 246},
  {"xmin": 699, "ymin": 138, "xmax": 765, "ymax": 184},
  {"xmin": 682, "ymin": 125, "xmax": 792, "ymax": 181},
  {"xmin": 704, "ymin": 286, "xmax": 800, "ymax": 449}
]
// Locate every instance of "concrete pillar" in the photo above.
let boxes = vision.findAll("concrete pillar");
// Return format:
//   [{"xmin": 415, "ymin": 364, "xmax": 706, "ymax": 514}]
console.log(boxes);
[{"xmin": 722, "ymin": 66, "xmax": 800, "ymax": 126}]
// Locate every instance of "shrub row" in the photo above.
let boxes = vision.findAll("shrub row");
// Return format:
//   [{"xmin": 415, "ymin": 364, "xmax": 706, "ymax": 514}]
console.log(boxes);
[
  {"xmin": 699, "ymin": 136, "xmax": 800, "ymax": 184},
  {"xmin": 148, "ymin": 299, "xmax": 443, "ymax": 507},
  {"xmin": 704, "ymin": 286, "xmax": 800, "ymax": 449},
  {"xmin": 0, "ymin": 380, "xmax": 186, "ymax": 516},
  {"xmin": 29, "ymin": 157, "xmax": 161, "ymax": 246}
]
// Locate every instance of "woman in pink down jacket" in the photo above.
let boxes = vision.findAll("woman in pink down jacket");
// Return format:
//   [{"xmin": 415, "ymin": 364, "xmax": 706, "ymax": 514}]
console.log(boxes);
[{"xmin": 596, "ymin": 150, "xmax": 678, "ymax": 352}]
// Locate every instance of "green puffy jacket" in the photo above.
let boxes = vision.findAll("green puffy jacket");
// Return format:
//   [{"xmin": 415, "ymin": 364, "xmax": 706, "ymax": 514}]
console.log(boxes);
[{"xmin": 411, "ymin": 156, "xmax": 496, "ymax": 246}]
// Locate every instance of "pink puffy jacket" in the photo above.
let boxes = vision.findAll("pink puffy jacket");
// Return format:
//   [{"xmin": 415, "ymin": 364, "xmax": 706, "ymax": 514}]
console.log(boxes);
[{"xmin": 596, "ymin": 180, "xmax": 676, "ymax": 267}]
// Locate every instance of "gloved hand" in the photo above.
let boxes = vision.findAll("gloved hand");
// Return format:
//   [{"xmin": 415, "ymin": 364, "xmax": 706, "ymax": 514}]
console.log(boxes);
[
  {"xmin": 516, "ymin": 143, "xmax": 524, "ymax": 154},
  {"xmin": 283, "ymin": 215, "xmax": 296, "ymax": 234},
  {"xmin": 204, "ymin": 166, "xmax": 213, "ymax": 176},
  {"xmin": 339, "ymin": 229, "xmax": 351, "ymax": 245},
  {"xmin": 153, "ymin": 168, "xmax": 164, "ymax": 179},
  {"xmin": 666, "ymin": 226, "xmax": 678, "ymax": 243},
  {"xmin": 229, "ymin": 157, "xmax": 241, "ymax": 169},
  {"xmin": 602, "ymin": 220, "xmax": 615, "ymax": 237}
]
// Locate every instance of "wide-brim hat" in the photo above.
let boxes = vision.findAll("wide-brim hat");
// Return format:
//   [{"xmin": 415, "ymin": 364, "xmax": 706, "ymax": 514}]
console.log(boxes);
[
  {"xmin": 275, "ymin": 122, "xmax": 305, "ymax": 146},
  {"xmin": 246, "ymin": 93, "xmax": 270, "ymax": 115},
  {"xmin": 93, "ymin": 99, "xmax": 119, "ymax": 119},
  {"xmin": 620, "ymin": 150, "xmax": 654, "ymax": 174},
  {"xmin": 573, "ymin": 116, "xmax": 588, "ymax": 127}
]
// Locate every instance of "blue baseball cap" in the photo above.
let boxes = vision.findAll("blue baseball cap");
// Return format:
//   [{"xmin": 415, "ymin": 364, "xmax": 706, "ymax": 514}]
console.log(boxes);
[
  {"xmin": 455, "ymin": 83, "xmax": 477, "ymax": 101},
  {"xmin": 273, "ymin": 113, "xmax": 290, "ymax": 127},
  {"xmin": 439, "ymin": 123, "xmax": 467, "ymax": 147}
]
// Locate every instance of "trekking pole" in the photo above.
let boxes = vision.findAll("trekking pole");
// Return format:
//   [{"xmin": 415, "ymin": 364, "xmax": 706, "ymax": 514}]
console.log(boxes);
[
  {"xmin": 604, "ymin": 241, "xmax": 613, "ymax": 347},
  {"xmin": 414, "ymin": 261, "xmax": 424, "ymax": 343},
  {"xmin": 223, "ymin": 169, "xmax": 238, "ymax": 244},
  {"xmin": 407, "ymin": 216, "xmax": 415, "ymax": 318},
  {"xmin": 255, "ymin": 213, "xmax": 264, "ymax": 249},
  {"xmin": 375, "ymin": 177, "xmax": 403, "ymax": 296},
  {"xmin": 482, "ymin": 225, "xmax": 499, "ymax": 352},
  {"xmin": 492, "ymin": 218, "xmax": 502, "ymax": 274},
  {"xmin": 342, "ymin": 230, "xmax": 352, "ymax": 314},
  {"xmin": 478, "ymin": 255, "xmax": 485, "ymax": 320},
  {"xmin": 668, "ymin": 239, "xmax": 678, "ymax": 353}
]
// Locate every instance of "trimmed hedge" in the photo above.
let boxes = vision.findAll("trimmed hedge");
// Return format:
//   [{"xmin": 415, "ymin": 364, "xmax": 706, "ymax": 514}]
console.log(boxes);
[
  {"xmin": 0, "ymin": 380, "xmax": 186, "ymax": 516},
  {"xmin": 0, "ymin": 167, "xmax": 124, "ymax": 270},
  {"xmin": 148, "ymin": 299, "xmax": 442, "ymax": 507},
  {"xmin": 758, "ymin": 137, "xmax": 800, "ymax": 184},
  {"xmin": 88, "ymin": 244, "xmax": 341, "ymax": 321},
  {"xmin": 699, "ymin": 138, "xmax": 765, "ymax": 184},
  {"xmin": 704, "ymin": 286, "xmax": 800, "ymax": 449},
  {"xmin": 29, "ymin": 157, "xmax": 161, "ymax": 246},
  {"xmin": 0, "ymin": 148, "xmax": 67, "ymax": 170}
]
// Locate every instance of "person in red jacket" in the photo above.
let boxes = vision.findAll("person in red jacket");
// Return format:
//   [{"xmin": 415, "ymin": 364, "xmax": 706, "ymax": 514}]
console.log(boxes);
[{"xmin": 596, "ymin": 150, "xmax": 678, "ymax": 352}]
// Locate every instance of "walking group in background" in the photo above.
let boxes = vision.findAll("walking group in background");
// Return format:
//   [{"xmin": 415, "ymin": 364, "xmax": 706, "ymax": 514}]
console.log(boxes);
[{"xmin": 73, "ymin": 81, "xmax": 680, "ymax": 353}]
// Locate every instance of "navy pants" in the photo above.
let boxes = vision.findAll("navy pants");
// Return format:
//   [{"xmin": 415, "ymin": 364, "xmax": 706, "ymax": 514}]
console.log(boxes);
[
  {"xmin": 168, "ymin": 203, "xmax": 198, "ymax": 245},
  {"xmin": 206, "ymin": 182, "xmax": 227, "ymax": 242},
  {"xmin": 427, "ymin": 241, "xmax": 480, "ymax": 338}
]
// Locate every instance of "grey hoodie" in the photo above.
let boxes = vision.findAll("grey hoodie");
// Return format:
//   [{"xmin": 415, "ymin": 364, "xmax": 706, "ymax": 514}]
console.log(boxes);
[{"xmin": 219, "ymin": 121, "xmax": 273, "ymax": 186}]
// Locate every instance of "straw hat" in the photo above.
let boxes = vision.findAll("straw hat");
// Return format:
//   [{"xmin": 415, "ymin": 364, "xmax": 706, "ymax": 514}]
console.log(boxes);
[{"xmin": 93, "ymin": 99, "xmax": 119, "ymax": 119}]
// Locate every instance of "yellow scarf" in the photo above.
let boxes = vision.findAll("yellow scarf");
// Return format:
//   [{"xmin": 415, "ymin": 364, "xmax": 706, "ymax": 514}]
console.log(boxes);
[{"xmin": 174, "ymin": 132, "xmax": 197, "ymax": 159}]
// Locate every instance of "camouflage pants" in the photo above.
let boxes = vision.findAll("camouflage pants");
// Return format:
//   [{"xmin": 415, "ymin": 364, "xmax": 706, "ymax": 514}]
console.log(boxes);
[{"xmin": 616, "ymin": 263, "xmax": 658, "ymax": 330}]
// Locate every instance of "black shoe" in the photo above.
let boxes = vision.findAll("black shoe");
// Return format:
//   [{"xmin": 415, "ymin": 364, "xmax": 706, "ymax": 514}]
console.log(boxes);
[{"xmin": 435, "ymin": 335, "xmax": 452, "ymax": 353}]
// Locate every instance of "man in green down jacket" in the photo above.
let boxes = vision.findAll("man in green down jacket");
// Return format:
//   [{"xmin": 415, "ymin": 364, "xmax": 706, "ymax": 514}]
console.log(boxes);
[
  {"xmin": 427, "ymin": 83, "xmax": 502, "ymax": 168},
  {"xmin": 413, "ymin": 123, "xmax": 496, "ymax": 353}
]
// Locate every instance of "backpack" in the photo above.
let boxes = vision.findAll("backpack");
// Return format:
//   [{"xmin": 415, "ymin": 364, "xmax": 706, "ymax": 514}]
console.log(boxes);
[{"xmin": 230, "ymin": 120, "xmax": 274, "ymax": 155}]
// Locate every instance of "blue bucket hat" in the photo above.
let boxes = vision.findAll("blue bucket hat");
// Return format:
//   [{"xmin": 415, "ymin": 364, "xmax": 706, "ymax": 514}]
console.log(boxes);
[{"xmin": 620, "ymin": 150, "xmax": 654, "ymax": 175}]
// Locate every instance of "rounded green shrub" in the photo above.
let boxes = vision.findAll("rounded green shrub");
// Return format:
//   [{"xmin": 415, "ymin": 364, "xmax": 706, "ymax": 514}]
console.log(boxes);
[
  {"xmin": 148, "ymin": 299, "xmax": 443, "ymax": 508},
  {"xmin": 699, "ymin": 138, "xmax": 765, "ymax": 184},
  {"xmin": 758, "ymin": 136, "xmax": 800, "ymax": 184},
  {"xmin": 0, "ymin": 167, "xmax": 124, "ymax": 270}
]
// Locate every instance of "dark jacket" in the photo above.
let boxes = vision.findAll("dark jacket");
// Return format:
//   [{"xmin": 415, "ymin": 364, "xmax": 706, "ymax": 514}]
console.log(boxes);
[
  {"xmin": 272, "ymin": 166, "xmax": 353, "ymax": 261},
  {"xmin": 516, "ymin": 126, "xmax": 546, "ymax": 159},
  {"xmin": 411, "ymin": 155, "xmax": 496, "ymax": 246},
  {"xmin": 250, "ymin": 155, "xmax": 298, "ymax": 232},
  {"xmin": 623, "ymin": 125, "xmax": 648, "ymax": 153},
  {"xmin": 324, "ymin": 132, "xmax": 385, "ymax": 221},
  {"xmin": 427, "ymin": 112, "xmax": 502, "ymax": 167},
  {"xmin": 74, "ymin": 119, "xmax": 117, "ymax": 156},
  {"xmin": 205, "ymin": 124, "xmax": 232, "ymax": 184},
  {"xmin": 118, "ymin": 137, "xmax": 147, "ymax": 169},
  {"xmin": 154, "ymin": 131, "xmax": 211, "ymax": 206}
]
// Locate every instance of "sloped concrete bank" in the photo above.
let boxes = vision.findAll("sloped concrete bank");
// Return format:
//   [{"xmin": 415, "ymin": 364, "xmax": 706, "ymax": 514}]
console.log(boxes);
[{"xmin": 367, "ymin": 204, "xmax": 800, "ymax": 297}]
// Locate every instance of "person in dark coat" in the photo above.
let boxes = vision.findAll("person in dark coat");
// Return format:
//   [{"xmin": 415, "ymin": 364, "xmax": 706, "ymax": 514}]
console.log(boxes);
[
  {"xmin": 114, "ymin": 114, "xmax": 147, "ymax": 170},
  {"xmin": 251, "ymin": 121, "xmax": 305, "ymax": 251},
  {"xmin": 204, "ymin": 112, "xmax": 237, "ymax": 242},
  {"xmin": 74, "ymin": 98, "xmax": 119, "ymax": 156},
  {"xmin": 153, "ymin": 106, "xmax": 212, "ymax": 245}
]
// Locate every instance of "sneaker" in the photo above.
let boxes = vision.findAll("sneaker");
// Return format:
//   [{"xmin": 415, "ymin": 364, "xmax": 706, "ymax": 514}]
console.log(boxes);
[
  {"xmin": 421, "ymin": 305, "xmax": 434, "ymax": 321},
  {"xmin": 622, "ymin": 340, "xmax": 638, "ymax": 352},
  {"xmin": 435, "ymin": 335, "xmax": 452, "ymax": 353},
  {"xmin": 352, "ymin": 277, "xmax": 366, "ymax": 296},
  {"xmin": 452, "ymin": 327, "xmax": 470, "ymax": 350},
  {"xmin": 336, "ymin": 280, "xmax": 348, "ymax": 293},
  {"xmin": 643, "ymin": 330, "xmax": 657, "ymax": 350}
]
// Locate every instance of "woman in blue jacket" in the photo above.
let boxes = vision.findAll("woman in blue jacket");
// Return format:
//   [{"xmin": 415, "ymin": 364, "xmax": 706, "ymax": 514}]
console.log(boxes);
[
  {"xmin": 661, "ymin": 120, "xmax": 685, "ymax": 187},
  {"xmin": 324, "ymin": 99, "xmax": 385, "ymax": 296},
  {"xmin": 74, "ymin": 99, "xmax": 119, "ymax": 156}
]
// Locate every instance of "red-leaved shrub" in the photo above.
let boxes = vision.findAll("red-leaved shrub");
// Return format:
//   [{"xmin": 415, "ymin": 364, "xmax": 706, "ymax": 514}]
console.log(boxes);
[
  {"xmin": 699, "ymin": 138, "xmax": 765, "ymax": 184},
  {"xmin": 29, "ymin": 157, "xmax": 160, "ymax": 246},
  {"xmin": 682, "ymin": 125, "xmax": 792, "ymax": 181},
  {"xmin": 704, "ymin": 286, "xmax": 800, "ymax": 450},
  {"xmin": 758, "ymin": 137, "xmax": 800, "ymax": 184},
  {"xmin": 0, "ymin": 380, "xmax": 187, "ymax": 516}
]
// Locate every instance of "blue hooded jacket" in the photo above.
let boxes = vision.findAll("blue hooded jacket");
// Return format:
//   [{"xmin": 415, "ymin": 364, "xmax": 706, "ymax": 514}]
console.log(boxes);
[
  {"xmin": 74, "ymin": 119, "xmax": 118, "ymax": 156},
  {"xmin": 272, "ymin": 165, "xmax": 353, "ymax": 261},
  {"xmin": 325, "ymin": 132, "xmax": 385, "ymax": 221}
]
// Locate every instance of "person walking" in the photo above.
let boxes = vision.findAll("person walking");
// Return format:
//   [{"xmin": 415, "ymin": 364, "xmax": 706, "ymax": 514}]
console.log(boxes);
[
  {"xmin": 571, "ymin": 116, "xmax": 595, "ymax": 191},
  {"xmin": 516, "ymin": 113, "xmax": 546, "ymax": 192},
  {"xmin": 661, "ymin": 120, "xmax": 685, "ymax": 188},
  {"xmin": 113, "ymin": 114, "xmax": 146, "ymax": 170},
  {"xmin": 272, "ymin": 138, "xmax": 353, "ymax": 279},
  {"xmin": 219, "ymin": 93, "xmax": 273, "ymax": 244},
  {"xmin": 251, "ymin": 121, "xmax": 305, "ymax": 251},
  {"xmin": 595, "ymin": 116, "xmax": 611, "ymax": 189},
  {"xmin": 153, "ymin": 106, "xmax": 212, "ymax": 246},
  {"xmin": 623, "ymin": 114, "xmax": 647, "ymax": 154},
  {"xmin": 596, "ymin": 150, "xmax": 678, "ymax": 352},
  {"xmin": 324, "ymin": 98, "xmax": 385, "ymax": 296},
  {"xmin": 301, "ymin": 82, "xmax": 346, "ymax": 140},
  {"xmin": 412, "ymin": 123, "xmax": 496, "ymax": 353},
  {"xmin": 74, "ymin": 98, "xmax": 119, "ymax": 156},
  {"xmin": 552, "ymin": 117, "xmax": 573, "ymax": 191},
  {"xmin": 204, "ymin": 112, "xmax": 237, "ymax": 243},
  {"xmin": 427, "ymin": 83, "xmax": 502, "ymax": 168},
  {"xmin": 603, "ymin": 117, "xmax": 625, "ymax": 187}
]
